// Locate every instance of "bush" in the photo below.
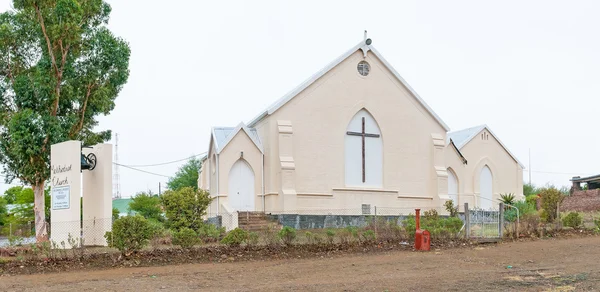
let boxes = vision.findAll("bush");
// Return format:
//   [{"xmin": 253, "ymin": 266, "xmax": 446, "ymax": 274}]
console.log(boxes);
[
  {"xmin": 338, "ymin": 226, "xmax": 359, "ymax": 244},
  {"xmin": 444, "ymin": 200, "xmax": 459, "ymax": 218},
  {"xmin": 562, "ymin": 212, "xmax": 583, "ymax": 228},
  {"xmin": 504, "ymin": 200, "xmax": 536, "ymax": 222},
  {"xmin": 539, "ymin": 188, "xmax": 565, "ymax": 223},
  {"xmin": 403, "ymin": 212, "xmax": 463, "ymax": 239},
  {"xmin": 220, "ymin": 228, "xmax": 248, "ymax": 246},
  {"xmin": 161, "ymin": 187, "xmax": 212, "ymax": 230},
  {"xmin": 172, "ymin": 228, "xmax": 200, "ymax": 249},
  {"xmin": 525, "ymin": 194, "xmax": 539, "ymax": 207},
  {"xmin": 325, "ymin": 229, "xmax": 335, "ymax": 244},
  {"xmin": 128, "ymin": 192, "xmax": 163, "ymax": 222},
  {"xmin": 247, "ymin": 232, "xmax": 259, "ymax": 245},
  {"xmin": 197, "ymin": 224, "xmax": 226, "ymax": 243},
  {"xmin": 500, "ymin": 193, "xmax": 516, "ymax": 205},
  {"xmin": 278, "ymin": 226, "xmax": 297, "ymax": 245},
  {"xmin": 304, "ymin": 231, "xmax": 315, "ymax": 244},
  {"xmin": 105, "ymin": 215, "xmax": 153, "ymax": 256},
  {"xmin": 594, "ymin": 218, "xmax": 600, "ymax": 232},
  {"xmin": 361, "ymin": 230, "xmax": 376, "ymax": 242}
]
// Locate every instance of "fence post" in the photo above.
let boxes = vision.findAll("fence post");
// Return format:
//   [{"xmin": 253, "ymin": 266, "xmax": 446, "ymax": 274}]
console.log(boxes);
[
  {"xmin": 464, "ymin": 203, "xmax": 470, "ymax": 239},
  {"xmin": 498, "ymin": 203, "xmax": 504, "ymax": 238}
]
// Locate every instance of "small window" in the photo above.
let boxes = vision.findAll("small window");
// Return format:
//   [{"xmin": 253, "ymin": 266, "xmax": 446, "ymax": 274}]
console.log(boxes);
[
  {"xmin": 357, "ymin": 61, "xmax": 370, "ymax": 76},
  {"xmin": 362, "ymin": 204, "xmax": 371, "ymax": 215}
]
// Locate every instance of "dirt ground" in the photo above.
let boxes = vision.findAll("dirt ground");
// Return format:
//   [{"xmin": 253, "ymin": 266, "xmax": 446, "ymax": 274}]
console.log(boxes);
[{"xmin": 1, "ymin": 236, "xmax": 599, "ymax": 291}]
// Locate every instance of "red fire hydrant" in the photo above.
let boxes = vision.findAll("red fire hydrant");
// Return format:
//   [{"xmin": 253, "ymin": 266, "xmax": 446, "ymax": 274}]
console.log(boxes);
[{"xmin": 414, "ymin": 209, "xmax": 431, "ymax": 251}]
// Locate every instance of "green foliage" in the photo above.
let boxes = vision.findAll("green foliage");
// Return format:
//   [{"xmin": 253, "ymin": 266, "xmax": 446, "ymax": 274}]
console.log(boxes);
[
  {"xmin": 594, "ymin": 218, "xmax": 600, "ymax": 232},
  {"xmin": 104, "ymin": 215, "xmax": 152, "ymax": 256},
  {"xmin": 504, "ymin": 200, "xmax": 536, "ymax": 222},
  {"xmin": 160, "ymin": 187, "xmax": 212, "ymax": 231},
  {"xmin": 523, "ymin": 183, "xmax": 540, "ymax": 197},
  {"xmin": 562, "ymin": 212, "xmax": 583, "ymax": 228},
  {"xmin": 338, "ymin": 226, "xmax": 359, "ymax": 244},
  {"xmin": 247, "ymin": 232, "xmax": 259, "ymax": 245},
  {"xmin": 526, "ymin": 194, "xmax": 539, "ymax": 207},
  {"xmin": 0, "ymin": 196, "xmax": 7, "ymax": 226},
  {"xmin": 7, "ymin": 186, "xmax": 50, "ymax": 225},
  {"xmin": 0, "ymin": 0, "xmax": 131, "ymax": 240},
  {"xmin": 539, "ymin": 187, "xmax": 565, "ymax": 223},
  {"xmin": 278, "ymin": 226, "xmax": 297, "ymax": 245},
  {"xmin": 499, "ymin": 193, "xmax": 516, "ymax": 205},
  {"xmin": 172, "ymin": 228, "xmax": 200, "ymax": 249},
  {"xmin": 444, "ymin": 200, "xmax": 459, "ymax": 218},
  {"xmin": 361, "ymin": 230, "xmax": 376, "ymax": 242},
  {"xmin": 3, "ymin": 186, "xmax": 22, "ymax": 204},
  {"xmin": 197, "ymin": 224, "xmax": 226, "ymax": 243},
  {"xmin": 402, "ymin": 210, "xmax": 463, "ymax": 239},
  {"xmin": 112, "ymin": 207, "xmax": 120, "ymax": 220},
  {"xmin": 128, "ymin": 192, "xmax": 163, "ymax": 222},
  {"xmin": 220, "ymin": 228, "xmax": 248, "ymax": 246},
  {"xmin": 167, "ymin": 157, "xmax": 202, "ymax": 191},
  {"xmin": 325, "ymin": 229, "xmax": 335, "ymax": 244}
]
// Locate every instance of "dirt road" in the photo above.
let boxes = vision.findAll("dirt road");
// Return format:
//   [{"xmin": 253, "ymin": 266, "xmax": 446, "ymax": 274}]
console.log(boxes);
[{"xmin": 2, "ymin": 236, "xmax": 600, "ymax": 291}]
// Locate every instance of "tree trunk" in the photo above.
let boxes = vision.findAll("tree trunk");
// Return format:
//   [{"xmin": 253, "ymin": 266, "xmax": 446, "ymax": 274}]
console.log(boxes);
[{"xmin": 33, "ymin": 182, "xmax": 48, "ymax": 242}]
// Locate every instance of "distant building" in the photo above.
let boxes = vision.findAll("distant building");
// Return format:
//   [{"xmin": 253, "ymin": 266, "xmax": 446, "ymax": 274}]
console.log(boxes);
[{"xmin": 571, "ymin": 175, "xmax": 600, "ymax": 190}]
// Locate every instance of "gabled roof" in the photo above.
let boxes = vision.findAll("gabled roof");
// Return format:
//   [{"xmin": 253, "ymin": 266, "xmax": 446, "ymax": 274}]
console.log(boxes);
[
  {"xmin": 447, "ymin": 124, "xmax": 525, "ymax": 168},
  {"xmin": 247, "ymin": 39, "xmax": 450, "ymax": 131},
  {"xmin": 211, "ymin": 123, "xmax": 263, "ymax": 154}
]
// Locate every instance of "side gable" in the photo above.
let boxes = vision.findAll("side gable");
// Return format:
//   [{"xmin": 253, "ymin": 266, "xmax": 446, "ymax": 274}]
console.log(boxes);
[
  {"xmin": 211, "ymin": 123, "xmax": 263, "ymax": 154},
  {"xmin": 247, "ymin": 38, "xmax": 450, "ymax": 131},
  {"xmin": 448, "ymin": 139, "xmax": 468, "ymax": 165},
  {"xmin": 448, "ymin": 125, "xmax": 524, "ymax": 168}
]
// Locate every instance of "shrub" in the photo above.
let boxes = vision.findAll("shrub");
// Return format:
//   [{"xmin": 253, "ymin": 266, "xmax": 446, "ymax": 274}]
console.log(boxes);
[
  {"xmin": 220, "ymin": 228, "xmax": 248, "ymax": 246},
  {"xmin": 562, "ymin": 212, "xmax": 583, "ymax": 228},
  {"xmin": 444, "ymin": 200, "xmax": 459, "ymax": 218},
  {"xmin": 198, "ymin": 224, "xmax": 226, "ymax": 243},
  {"xmin": 539, "ymin": 188, "xmax": 565, "ymax": 223},
  {"xmin": 304, "ymin": 231, "xmax": 315, "ymax": 244},
  {"xmin": 525, "ymin": 194, "xmax": 539, "ymax": 208},
  {"xmin": 325, "ymin": 229, "xmax": 335, "ymax": 244},
  {"xmin": 128, "ymin": 192, "xmax": 163, "ymax": 222},
  {"xmin": 105, "ymin": 215, "xmax": 153, "ymax": 256},
  {"xmin": 172, "ymin": 228, "xmax": 200, "ymax": 249},
  {"xmin": 500, "ymin": 193, "xmax": 516, "ymax": 205},
  {"xmin": 247, "ymin": 232, "xmax": 259, "ymax": 245},
  {"xmin": 260, "ymin": 223, "xmax": 281, "ymax": 246},
  {"xmin": 504, "ymin": 200, "xmax": 536, "ymax": 222},
  {"xmin": 361, "ymin": 230, "xmax": 376, "ymax": 242},
  {"xmin": 594, "ymin": 218, "xmax": 600, "ymax": 232},
  {"xmin": 278, "ymin": 226, "xmax": 297, "ymax": 245},
  {"xmin": 161, "ymin": 187, "xmax": 212, "ymax": 230},
  {"xmin": 338, "ymin": 226, "xmax": 359, "ymax": 244}
]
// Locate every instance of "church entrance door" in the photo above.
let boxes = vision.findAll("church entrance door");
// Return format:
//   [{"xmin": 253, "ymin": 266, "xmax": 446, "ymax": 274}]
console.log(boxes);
[
  {"xmin": 228, "ymin": 159, "xmax": 255, "ymax": 211},
  {"xmin": 479, "ymin": 166, "xmax": 493, "ymax": 210}
]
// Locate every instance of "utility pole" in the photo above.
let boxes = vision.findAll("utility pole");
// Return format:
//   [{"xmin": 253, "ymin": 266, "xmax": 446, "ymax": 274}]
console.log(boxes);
[
  {"xmin": 528, "ymin": 148, "xmax": 531, "ymax": 185},
  {"xmin": 113, "ymin": 133, "xmax": 121, "ymax": 199},
  {"xmin": 159, "ymin": 182, "xmax": 161, "ymax": 196}
]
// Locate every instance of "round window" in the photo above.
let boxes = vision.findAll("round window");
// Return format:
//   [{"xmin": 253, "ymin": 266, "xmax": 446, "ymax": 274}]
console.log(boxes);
[{"xmin": 357, "ymin": 61, "xmax": 370, "ymax": 76}]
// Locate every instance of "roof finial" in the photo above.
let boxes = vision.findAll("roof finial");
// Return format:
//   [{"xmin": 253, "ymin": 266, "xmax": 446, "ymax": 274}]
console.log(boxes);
[{"xmin": 364, "ymin": 30, "xmax": 367, "ymax": 42}]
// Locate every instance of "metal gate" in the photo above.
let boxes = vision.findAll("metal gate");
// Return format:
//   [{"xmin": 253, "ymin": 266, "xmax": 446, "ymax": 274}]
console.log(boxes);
[{"xmin": 467, "ymin": 208, "xmax": 500, "ymax": 238}]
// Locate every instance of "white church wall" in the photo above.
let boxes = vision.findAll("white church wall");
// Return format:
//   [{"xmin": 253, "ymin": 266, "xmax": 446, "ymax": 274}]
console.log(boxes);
[
  {"xmin": 259, "ymin": 50, "xmax": 447, "ymax": 212},
  {"xmin": 216, "ymin": 130, "xmax": 263, "ymax": 212},
  {"xmin": 459, "ymin": 129, "xmax": 524, "ymax": 206}
]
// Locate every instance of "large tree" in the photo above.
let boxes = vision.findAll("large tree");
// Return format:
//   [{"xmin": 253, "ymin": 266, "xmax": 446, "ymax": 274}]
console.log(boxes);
[
  {"xmin": 167, "ymin": 157, "xmax": 202, "ymax": 191},
  {"xmin": 0, "ymin": 0, "xmax": 130, "ymax": 241}
]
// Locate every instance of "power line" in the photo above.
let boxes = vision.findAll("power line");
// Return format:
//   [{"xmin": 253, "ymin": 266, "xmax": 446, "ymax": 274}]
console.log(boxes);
[
  {"xmin": 123, "ymin": 152, "xmax": 207, "ymax": 168},
  {"xmin": 523, "ymin": 169, "xmax": 596, "ymax": 176},
  {"xmin": 113, "ymin": 163, "xmax": 171, "ymax": 178}
]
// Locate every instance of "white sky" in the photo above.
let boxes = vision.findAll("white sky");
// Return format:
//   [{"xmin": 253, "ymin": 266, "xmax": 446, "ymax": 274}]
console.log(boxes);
[{"xmin": 1, "ymin": 0, "xmax": 599, "ymax": 197}]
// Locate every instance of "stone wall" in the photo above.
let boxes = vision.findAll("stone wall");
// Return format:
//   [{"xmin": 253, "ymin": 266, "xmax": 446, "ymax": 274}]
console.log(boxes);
[{"xmin": 561, "ymin": 189, "xmax": 600, "ymax": 212}]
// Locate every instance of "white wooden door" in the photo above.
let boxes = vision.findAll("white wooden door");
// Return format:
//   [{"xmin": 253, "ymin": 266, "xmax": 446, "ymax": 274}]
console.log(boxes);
[
  {"xmin": 447, "ymin": 169, "xmax": 458, "ymax": 205},
  {"xmin": 228, "ymin": 159, "xmax": 255, "ymax": 211},
  {"xmin": 479, "ymin": 166, "xmax": 493, "ymax": 210}
]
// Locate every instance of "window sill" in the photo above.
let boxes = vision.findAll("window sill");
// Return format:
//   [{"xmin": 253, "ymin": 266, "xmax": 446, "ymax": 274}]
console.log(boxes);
[{"xmin": 332, "ymin": 187, "xmax": 398, "ymax": 194}]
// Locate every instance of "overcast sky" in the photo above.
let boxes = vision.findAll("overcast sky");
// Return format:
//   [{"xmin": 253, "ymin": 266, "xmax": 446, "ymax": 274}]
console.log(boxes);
[{"xmin": 1, "ymin": 0, "xmax": 599, "ymax": 197}]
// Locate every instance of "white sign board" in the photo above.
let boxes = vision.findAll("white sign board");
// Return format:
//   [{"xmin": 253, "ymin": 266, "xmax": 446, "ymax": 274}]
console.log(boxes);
[{"xmin": 52, "ymin": 185, "xmax": 71, "ymax": 210}]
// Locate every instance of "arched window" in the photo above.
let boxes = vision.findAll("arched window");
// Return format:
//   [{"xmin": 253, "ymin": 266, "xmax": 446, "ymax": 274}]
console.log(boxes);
[
  {"xmin": 345, "ymin": 109, "xmax": 382, "ymax": 187},
  {"xmin": 447, "ymin": 168, "xmax": 458, "ymax": 205},
  {"xmin": 479, "ymin": 165, "xmax": 493, "ymax": 210}
]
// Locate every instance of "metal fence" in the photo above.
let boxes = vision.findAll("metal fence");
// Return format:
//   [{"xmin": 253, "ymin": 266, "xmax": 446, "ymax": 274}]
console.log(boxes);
[
  {"xmin": 0, "ymin": 218, "xmax": 113, "ymax": 248},
  {"xmin": 464, "ymin": 202, "xmax": 502, "ymax": 239}
]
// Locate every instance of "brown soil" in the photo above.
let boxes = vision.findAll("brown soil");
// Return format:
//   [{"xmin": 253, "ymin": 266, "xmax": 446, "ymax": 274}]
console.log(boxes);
[{"xmin": 1, "ymin": 235, "xmax": 600, "ymax": 291}]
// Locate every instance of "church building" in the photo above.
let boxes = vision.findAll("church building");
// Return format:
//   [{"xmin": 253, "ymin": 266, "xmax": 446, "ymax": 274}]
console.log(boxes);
[{"xmin": 198, "ymin": 36, "xmax": 524, "ymax": 217}]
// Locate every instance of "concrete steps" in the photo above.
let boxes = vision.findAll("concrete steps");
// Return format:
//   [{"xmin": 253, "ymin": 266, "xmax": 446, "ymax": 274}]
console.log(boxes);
[{"xmin": 237, "ymin": 211, "xmax": 280, "ymax": 232}]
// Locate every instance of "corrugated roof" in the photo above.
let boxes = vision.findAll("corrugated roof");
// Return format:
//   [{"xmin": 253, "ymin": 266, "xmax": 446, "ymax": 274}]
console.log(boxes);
[
  {"xmin": 447, "ymin": 124, "xmax": 525, "ymax": 168},
  {"xmin": 447, "ymin": 125, "xmax": 486, "ymax": 149},
  {"xmin": 112, "ymin": 198, "xmax": 134, "ymax": 216},
  {"xmin": 246, "ymin": 38, "xmax": 450, "ymax": 131},
  {"xmin": 571, "ymin": 174, "xmax": 600, "ymax": 183},
  {"xmin": 211, "ymin": 123, "xmax": 263, "ymax": 154}
]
